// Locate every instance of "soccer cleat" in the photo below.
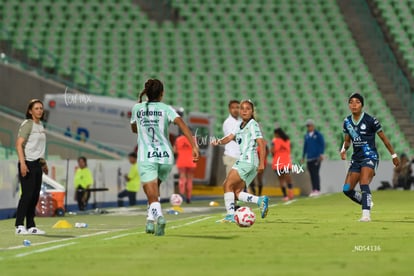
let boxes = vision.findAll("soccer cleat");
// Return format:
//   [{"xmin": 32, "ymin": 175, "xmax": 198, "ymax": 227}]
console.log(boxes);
[
  {"xmin": 288, "ymin": 189, "xmax": 294, "ymax": 200},
  {"xmin": 258, "ymin": 196, "xmax": 269, "ymax": 219},
  {"xmin": 145, "ymin": 220, "xmax": 155, "ymax": 234},
  {"xmin": 15, "ymin": 225, "xmax": 28, "ymax": 235},
  {"xmin": 27, "ymin": 227, "xmax": 46, "ymax": 235},
  {"xmin": 282, "ymin": 196, "xmax": 290, "ymax": 202},
  {"xmin": 216, "ymin": 214, "xmax": 235, "ymax": 223},
  {"xmin": 155, "ymin": 216, "xmax": 166, "ymax": 236},
  {"xmin": 359, "ymin": 216, "xmax": 371, "ymax": 222}
]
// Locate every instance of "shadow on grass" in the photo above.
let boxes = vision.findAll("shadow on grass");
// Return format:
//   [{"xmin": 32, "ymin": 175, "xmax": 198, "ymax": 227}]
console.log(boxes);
[{"xmin": 169, "ymin": 234, "xmax": 236, "ymax": 240}]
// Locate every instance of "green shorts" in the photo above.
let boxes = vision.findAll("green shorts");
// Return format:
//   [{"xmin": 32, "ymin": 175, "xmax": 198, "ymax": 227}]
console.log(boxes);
[
  {"xmin": 232, "ymin": 160, "xmax": 258, "ymax": 186},
  {"xmin": 137, "ymin": 162, "xmax": 173, "ymax": 183}
]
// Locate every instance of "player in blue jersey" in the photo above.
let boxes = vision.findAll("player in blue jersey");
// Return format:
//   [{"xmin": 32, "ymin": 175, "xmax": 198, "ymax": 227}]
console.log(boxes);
[
  {"xmin": 340, "ymin": 93, "xmax": 399, "ymax": 222},
  {"xmin": 212, "ymin": 100, "xmax": 269, "ymax": 223},
  {"xmin": 130, "ymin": 79, "xmax": 199, "ymax": 235}
]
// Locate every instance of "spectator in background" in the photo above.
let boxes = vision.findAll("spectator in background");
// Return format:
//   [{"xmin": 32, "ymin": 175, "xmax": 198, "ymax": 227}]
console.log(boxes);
[
  {"xmin": 74, "ymin": 156, "xmax": 93, "ymax": 211},
  {"xmin": 118, "ymin": 152, "xmax": 140, "ymax": 206},
  {"xmin": 272, "ymin": 127, "xmax": 295, "ymax": 201},
  {"xmin": 174, "ymin": 132, "xmax": 197, "ymax": 203},
  {"xmin": 301, "ymin": 119, "xmax": 325, "ymax": 197},
  {"xmin": 392, "ymin": 153, "xmax": 413, "ymax": 190},
  {"xmin": 222, "ymin": 100, "xmax": 241, "ymax": 175}
]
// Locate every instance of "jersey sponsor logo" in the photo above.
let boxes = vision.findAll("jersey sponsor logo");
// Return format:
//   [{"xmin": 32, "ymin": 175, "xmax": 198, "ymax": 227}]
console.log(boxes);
[
  {"xmin": 137, "ymin": 110, "xmax": 163, "ymax": 118},
  {"xmin": 353, "ymin": 136, "xmax": 362, "ymax": 142},
  {"xmin": 345, "ymin": 119, "xmax": 361, "ymax": 142},
  {"xmin": 147, "ymin": 151, "xmax": 170, "ymax": 158}
]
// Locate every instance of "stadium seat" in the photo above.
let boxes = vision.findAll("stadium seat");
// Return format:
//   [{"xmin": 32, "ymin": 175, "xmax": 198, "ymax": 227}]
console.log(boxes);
[{"xmin": 0, "ymin": 0, "xmax": 412, "ymax": 159}]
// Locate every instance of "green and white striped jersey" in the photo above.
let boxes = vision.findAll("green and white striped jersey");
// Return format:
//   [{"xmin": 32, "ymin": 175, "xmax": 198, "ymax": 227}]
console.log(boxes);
[
  {"xmin": 231, "ymin": 119, "xmax": 263, "ymax": 167},
  {"xmin": 130, "ymin": 102, "xmax": 179, "ymax": 164}
]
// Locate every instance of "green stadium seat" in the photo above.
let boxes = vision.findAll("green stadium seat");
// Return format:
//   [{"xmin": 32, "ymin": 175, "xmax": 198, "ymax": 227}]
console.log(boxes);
[{"xmin": 0, "ymin": 0, "xmax": 413, "ymax": 158}]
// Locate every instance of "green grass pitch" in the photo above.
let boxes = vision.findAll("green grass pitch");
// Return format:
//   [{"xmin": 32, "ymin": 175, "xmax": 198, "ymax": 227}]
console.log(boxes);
[{"xmin": 0, "ymin": 191, "xmax": 413, "ymax": 276}]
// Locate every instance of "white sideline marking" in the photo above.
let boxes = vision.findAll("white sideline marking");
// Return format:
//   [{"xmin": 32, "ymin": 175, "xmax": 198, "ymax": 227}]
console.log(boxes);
[
  {"xmin": 103, "ymin": 215, "xmax": 214, "ymax": 240},
  {"xmin": 5, "ymin": 231, "xmax": 113, "ymax": 250},
  {"xmin": 15, "ymin": 242, "xmax": 76, "ymax": 258},
  {"xmin": 170, "ymin": 216, "xmax": 213, "ymax": 229},
  {"xmin": 283, "ymin": 199, "xmax": 297, "ymax": 205},
  {"xmin": 103, "ymin": 232, "xmax": 142, "ymax": 241}
]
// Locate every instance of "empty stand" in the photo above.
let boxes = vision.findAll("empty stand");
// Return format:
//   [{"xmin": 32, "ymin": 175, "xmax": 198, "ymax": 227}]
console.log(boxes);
[{"xmin": 0, "ymin": 0, "xmax": 412, "ymax": 159}]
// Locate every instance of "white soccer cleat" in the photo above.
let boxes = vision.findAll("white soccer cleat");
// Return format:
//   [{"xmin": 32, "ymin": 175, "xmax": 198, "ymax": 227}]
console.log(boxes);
[
  {"xmin": 15, "ymin": 225, "xmax": 28, "ymax": 235},
  {"xmin": 27, "ymin": 227, "xmax": 46, "ymax": 235},
  {"xmin": 359, "ymin": 216, "xmax": 371, "ymax": 222}
]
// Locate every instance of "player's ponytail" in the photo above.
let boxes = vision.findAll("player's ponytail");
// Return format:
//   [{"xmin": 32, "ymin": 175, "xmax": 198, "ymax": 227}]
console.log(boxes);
[{"xmin": 138, "ymin": 90, "xmax": 146, "ymax": 103}]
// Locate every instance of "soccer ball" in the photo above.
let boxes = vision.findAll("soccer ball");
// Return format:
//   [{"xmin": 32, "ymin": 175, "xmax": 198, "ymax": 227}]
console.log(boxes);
[
  {"xmin": 170, "ymin": 194, "xmax": 183, "ymax": 206},
  {"xmin": 234, "ymin": 207, "xmax": 256, "ymax": 227}
]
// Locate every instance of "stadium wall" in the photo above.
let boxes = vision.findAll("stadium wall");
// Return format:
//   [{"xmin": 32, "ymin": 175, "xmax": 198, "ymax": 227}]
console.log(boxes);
[
  {"xmin": 0, "ymin": 63, "xmax": 66, "ymax": 113},
  {"xmin": 0, "ymin": 159, "xmax": 395, "ymax": 219}
]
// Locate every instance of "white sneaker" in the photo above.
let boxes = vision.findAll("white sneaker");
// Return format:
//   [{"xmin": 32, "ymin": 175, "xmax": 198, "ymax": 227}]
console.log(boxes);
[
  {"xmin": 359, "ymin": 216, "xmax": 371, "ymax": 222},
  {"xmin": 15, "ymin": 225, "xmax": 28, "ymax": 235},
  {"xmin": 27, "ymin": 227, "xmax": 46, "ymax": 235},
  {"xmin": 309, "ymin": 190, "xmax": 320, "ymax": 197}
]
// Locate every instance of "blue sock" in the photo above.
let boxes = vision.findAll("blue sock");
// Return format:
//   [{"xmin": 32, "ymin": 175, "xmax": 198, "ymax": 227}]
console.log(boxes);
[
  {"xmin": 343, "ymin": 184, "xmax": 362, "ymax": 205},
  {"xmin": 360, "ymin": 185, "xmax": 371, "ymax": 210}
]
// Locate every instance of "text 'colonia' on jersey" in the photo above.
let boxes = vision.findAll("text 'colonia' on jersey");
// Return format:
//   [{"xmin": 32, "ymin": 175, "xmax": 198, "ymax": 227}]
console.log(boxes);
[{"xmin": 137, "ymin": 110, "xmax": 163, "ymax": 118}]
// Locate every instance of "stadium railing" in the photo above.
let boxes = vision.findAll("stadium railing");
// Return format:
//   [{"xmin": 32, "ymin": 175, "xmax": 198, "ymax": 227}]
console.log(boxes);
[
  {"xmin": 0, "ymin": 105, "xmax": 127, "ymax": 159},
  {"xmin": 357, "ymin": 0, "xmax": 414, "ymax": 123},
  {"xmin": 0, "ymin": 26, "xmax": 107, "ymax": 96}
]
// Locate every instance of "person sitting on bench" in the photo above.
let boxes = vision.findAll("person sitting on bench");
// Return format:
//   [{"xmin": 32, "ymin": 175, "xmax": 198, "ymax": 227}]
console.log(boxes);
[
  {"xmin": 74, "ymin": 156, "xmax": 93, "ymax": 211},
  {"xmin": 118, "ymin": 152, "xmax": 140, "ymax": 207}
]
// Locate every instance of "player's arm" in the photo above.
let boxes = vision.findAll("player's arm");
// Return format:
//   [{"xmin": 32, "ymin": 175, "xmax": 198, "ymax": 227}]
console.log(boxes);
[
  {"xmin": 377, "ymin": 130, "xmax": 400, "ymax": 167},
  {"xmin": 130, "ymin": 123, "xmax": 137, "ymax": 133},
  {"xmin": 301, "ymin": 137, "xmax": 307, "ymax": 163},
  {"xmin": 318, "ymin": 133, "xmax": 325, "ymax": 161},
  {"xmin": 340, "ymin": 134, "xmax": 351, "ymax": 160},
  {"xmin": 257, "ymin": 138, "xmax": 266, "ymax": 173},
  {"xmin": 211, "ymin": 133, "xmax": 235, "ymax": 146},
  {"xmin": 16, "ymin": 136, "xmax": 29, "ymax": 177},
  {"xmin": 174, "ymin": 117, "xmax": 199, "ymax": 162}
]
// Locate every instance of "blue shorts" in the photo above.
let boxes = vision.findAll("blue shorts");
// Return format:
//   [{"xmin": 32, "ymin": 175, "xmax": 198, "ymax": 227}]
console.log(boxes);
[
  {"xmin": 232, "ymin": 161, "xmax": 258, "ymax": 186},
  {"xmin": 348, "ymin": 159, "xmax": 379, "ymax": 173},
  {"xmin": 137, "ymin": 162, "xmax": 173, "ymax": 183}
]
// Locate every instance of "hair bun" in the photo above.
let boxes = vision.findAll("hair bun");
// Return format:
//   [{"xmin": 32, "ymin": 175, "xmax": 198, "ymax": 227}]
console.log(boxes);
[{"xmin": 145, "ymin": 79, "xmax": 154, "ymax": 90}]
